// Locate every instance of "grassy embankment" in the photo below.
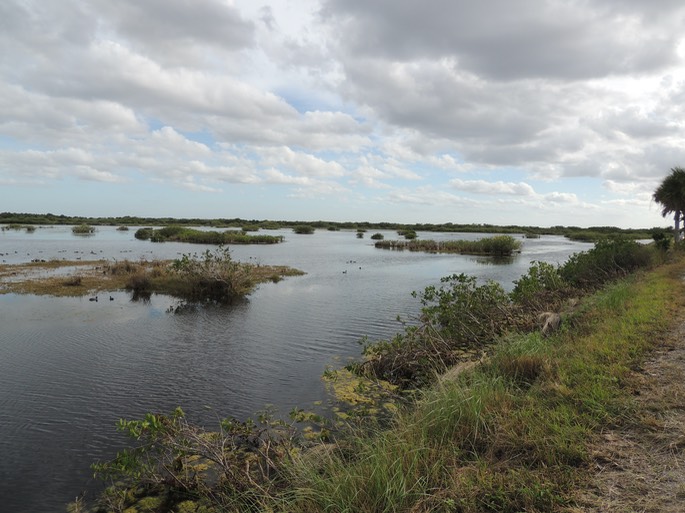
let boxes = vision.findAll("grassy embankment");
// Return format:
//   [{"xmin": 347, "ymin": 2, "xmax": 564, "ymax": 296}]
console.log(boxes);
[
  {"xmin": 374, "ymin": 235, "xmax": 522, "ymax": 256},
  {"xmin": 77, "ymin": 239, "xmax": 684, "ymax": 513},
  {"xmin": 285, "ymin": 262, "xmax": 681, "ymax": 513}
]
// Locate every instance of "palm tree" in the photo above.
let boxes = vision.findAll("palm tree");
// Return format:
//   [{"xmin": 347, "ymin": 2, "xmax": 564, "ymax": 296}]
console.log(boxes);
[{"xmin": 653, "ymin": 167, "xmax": 685, "ymax": 243}]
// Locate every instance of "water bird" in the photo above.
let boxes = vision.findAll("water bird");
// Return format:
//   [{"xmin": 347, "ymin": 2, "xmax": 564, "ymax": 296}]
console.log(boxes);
[
  {"xmin": 342, "ymin": 270, "xmax": 347, "ymax": 274},
  {"xmin": 89, "ymin": 296, "xmax": 98, "ymax": 302},
  {"xmin": 109, "ymin": 296, "xmax": 114, "ymax": 301}
]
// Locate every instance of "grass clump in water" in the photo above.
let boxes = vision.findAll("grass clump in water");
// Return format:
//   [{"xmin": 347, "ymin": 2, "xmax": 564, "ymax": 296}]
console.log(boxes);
[
  {"xmin": 293, "ymin": 225, "xmax": 315, "ymax": 234},
  {"xmin": 134, "ymin": 226, "xmax": 283, "ymax": 244},
  {"xmin": 72, "ymin": 224, "xmax": 95, "ymax": 235},
  {"xmin": 375, "ymin": 235, "xmax": 522, "ymax": 256}
]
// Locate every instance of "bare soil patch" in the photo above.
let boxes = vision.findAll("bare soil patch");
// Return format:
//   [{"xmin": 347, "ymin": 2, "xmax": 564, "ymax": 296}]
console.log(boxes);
[{"xmin": 574, "ymin": 315, "xmax": 685, "ymax": 512}]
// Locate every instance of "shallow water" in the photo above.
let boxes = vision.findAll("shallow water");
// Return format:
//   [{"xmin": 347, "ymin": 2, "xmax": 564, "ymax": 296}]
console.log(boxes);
[{"xmin": 0, "ymin": 226, "xmax": 591, "ymax": 511}]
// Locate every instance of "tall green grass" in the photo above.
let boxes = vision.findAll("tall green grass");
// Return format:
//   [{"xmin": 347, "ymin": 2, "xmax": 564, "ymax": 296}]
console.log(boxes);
[
  {"xmin": 134, "ymin": 226, "xmax": 283, "ymax": 244},
  {"xmin": 375, "ymin": 235, "xmax": 522, "ymax": 256}
]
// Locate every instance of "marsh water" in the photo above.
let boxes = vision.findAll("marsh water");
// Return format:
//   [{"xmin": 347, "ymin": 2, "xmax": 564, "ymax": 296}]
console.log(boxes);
[{"xmin": 0, "ymin": 226, "xmax": 592, "ymax": 512}]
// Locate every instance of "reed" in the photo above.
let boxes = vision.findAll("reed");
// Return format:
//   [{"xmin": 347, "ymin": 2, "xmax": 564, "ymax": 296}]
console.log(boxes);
[
  {"xmin": 292, "ymin": 225, "xmax": 315, "ymax": 234},
  {"xmin": 375, "ymin": 235, "xmax": 522, "ymax": 256},
  {"xmin": 134, "ymin": 226, "xmax": 284, "ymax": 244}
]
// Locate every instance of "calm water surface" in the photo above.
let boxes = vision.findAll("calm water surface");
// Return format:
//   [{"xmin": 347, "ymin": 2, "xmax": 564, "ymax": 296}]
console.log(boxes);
[{"xmin": 0, "ymin": 226, "xmax": 592, "ymax": 512}]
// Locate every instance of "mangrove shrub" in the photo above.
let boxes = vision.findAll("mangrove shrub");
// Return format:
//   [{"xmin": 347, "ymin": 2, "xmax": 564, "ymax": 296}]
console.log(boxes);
[{"xmin": 72, "ymin": 224, "xmax": 95, "ymax": 235}]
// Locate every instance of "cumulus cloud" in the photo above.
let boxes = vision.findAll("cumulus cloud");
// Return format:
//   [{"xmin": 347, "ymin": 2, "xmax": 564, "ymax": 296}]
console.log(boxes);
[
  {"xmin": 450, "ymin": 179, "xmax": 536, "ymax": 197},
  {"xmin": 2, "ymin": 0, "xmax": 685, "ymax": 226},
  {"xmin": 322, "ymin": 0, "xmax": 682, "ymax": 80}
]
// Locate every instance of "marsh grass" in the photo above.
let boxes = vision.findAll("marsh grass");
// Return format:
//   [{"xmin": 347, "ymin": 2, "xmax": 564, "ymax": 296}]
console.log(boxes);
[
  {"xmin": 72, "ymin": 224, "xmax": 95, "ymax": 235},
  {"xmin": 375, "ymin": 235, "xmax": 522, "ymax": 256},
  {"xmin": 134, "ymin": 226, "xmax": 283, "ymax": 244}
]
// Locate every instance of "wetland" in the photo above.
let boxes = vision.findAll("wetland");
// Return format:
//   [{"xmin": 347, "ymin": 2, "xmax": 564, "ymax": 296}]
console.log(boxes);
[{"xmin": 0, "ymin": 224, "xmax": 592, "ymax": 512}]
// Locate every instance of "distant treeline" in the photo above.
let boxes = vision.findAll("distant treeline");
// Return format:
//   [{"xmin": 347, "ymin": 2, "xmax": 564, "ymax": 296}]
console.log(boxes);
[{"xmin": 0, "ymin": 212, "xmax": 663, "ymax": 241}]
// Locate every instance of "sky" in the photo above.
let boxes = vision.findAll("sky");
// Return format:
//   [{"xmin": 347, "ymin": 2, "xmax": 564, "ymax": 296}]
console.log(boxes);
[{"xmin": 2, "ymin": 1, "xmax": 685, "ymax": 228}]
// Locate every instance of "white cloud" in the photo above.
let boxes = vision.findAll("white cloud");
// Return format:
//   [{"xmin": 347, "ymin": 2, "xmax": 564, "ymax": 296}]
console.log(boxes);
[
  {"xmin": 450, "ymin": 179, "xmax": 536, "ymax": 197},
  {"xmin": 1, "ymin": 0, "xmax": 684, "ymax": 227}
]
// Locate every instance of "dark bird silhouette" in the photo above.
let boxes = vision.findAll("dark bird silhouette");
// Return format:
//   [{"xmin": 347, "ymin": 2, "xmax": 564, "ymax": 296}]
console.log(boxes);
[
  {"xmin": 89, "ymin": 296, "xmax": 98, "ymax": 302},
  {"xmin": 109, "ymin": 296, "xmax": 114, "ymax": 301}
]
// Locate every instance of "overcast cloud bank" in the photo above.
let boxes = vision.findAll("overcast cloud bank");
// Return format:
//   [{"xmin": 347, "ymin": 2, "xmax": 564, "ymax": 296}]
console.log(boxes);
[{"xmin": 2, "ymin": 0, "xmax": 685, "ymax": 227}]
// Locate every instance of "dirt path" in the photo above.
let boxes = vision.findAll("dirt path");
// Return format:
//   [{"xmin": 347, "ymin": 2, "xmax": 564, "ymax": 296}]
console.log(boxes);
[{"xmin": 574, "ymin": 315, "xmax": 685, "ymax": 512}]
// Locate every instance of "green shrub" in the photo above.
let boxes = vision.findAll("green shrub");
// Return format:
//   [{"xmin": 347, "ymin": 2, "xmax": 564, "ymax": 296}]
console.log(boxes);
[
  {"xmin": 398, "ymin": 229, "xmax": 417, "ymax": 239},
  {"xmin": 560, "ymin": 238, "xmax": 653, "ymax": 288},
  {"xmin": 370, "ymin": 233, "xmax": 384, "ymax": 240},
  {"xmin": 293, "ymin": 225, "xmax": 315, "ymax": 234},
  {"xmin": 72, "ymin": 224, "xmax": 95, "ymax": 235},
  {"xmin": 419, "ymin": 274, "xmax": 511, "ymax": 345},
  {"xmin": 511, "ymin": 261, "xmax": 567, "ymax": 306},
  {"xmin": 134, "ymin": 227, "xmax": 154, "ymax": 240},
  {"xmin": 375, "ymin": 236, "xmax": 521, "ymax": 256},
  {"xmin": 136, "ymin": 227, "xmax": 283, "ymax": 244}
]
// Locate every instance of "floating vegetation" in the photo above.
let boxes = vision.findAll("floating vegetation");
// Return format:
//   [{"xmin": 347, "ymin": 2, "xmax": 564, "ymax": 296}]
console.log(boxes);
[
  {"xmin": 375, "ymin": 235, "xmax": 522, "ymax": 256},
  {"xmin": 134, "ymin": 225, "xmax": 284, "ymax": 244}
]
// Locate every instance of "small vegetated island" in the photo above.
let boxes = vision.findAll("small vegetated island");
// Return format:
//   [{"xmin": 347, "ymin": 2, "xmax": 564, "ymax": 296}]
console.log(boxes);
[
  {"xmin": 134, "ymin": 225, "xmax": 284, "ymax": 244},
  {"xmin": 374, "ymin": 234, "xmax": 522, "ymax": 256},
  {"xmin": 0, "ymin": 247, "xmax": 303, "ymax": 303}
]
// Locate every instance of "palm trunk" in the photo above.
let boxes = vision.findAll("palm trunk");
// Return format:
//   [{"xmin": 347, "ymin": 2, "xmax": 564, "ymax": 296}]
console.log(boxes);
[{"xmin": 675, "ymin": 210, "xmax": 681, "ymax": 243}]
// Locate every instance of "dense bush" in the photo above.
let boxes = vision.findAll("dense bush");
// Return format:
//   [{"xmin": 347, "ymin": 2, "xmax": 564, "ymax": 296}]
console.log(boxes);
[
  {"xmin": 511, "ymin": 261, "xmax": 568, "ymax": 307},
  {"xmin": 358, "ymin": 238, "xmax": 656, "ymax": 388},
  {"xmin": 560, "ymin": 237, "xmax": 653, "ymax": 288},
  {"xmin": 293, "ymin": 225, "xmax": 315, "ymax": 234},
  {"xmin": 134, "ymin": 226, "xmax": 283, "ymax": 244},
  {"xmin": 398, "ymin": 229, "xmax": 417, "ymax": 239},
  {"xmin": 72, "ymin": 224, "xmax": 95, "ymax": 235},
  {"xmin": 134, "ymin": 227, "xmax": 154, "ymax": 240},
  {"xmin": 91, "ymin": 407, "xmax": 296, "ymax": 512},
  {"xmin": 375, "ymin": 235, "xmax": 521, "ymax": 256}
]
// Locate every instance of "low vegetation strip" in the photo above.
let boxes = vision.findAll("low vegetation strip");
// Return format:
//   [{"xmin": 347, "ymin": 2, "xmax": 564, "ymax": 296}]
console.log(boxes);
[
  {"xmin": 0, "ymin": 248, "xmax": 303, "ymax": 301},
  {"xmin": 134, "ymin": 226, "xmax": 284, "ymax": 244},
  {"xmin": 1, "ymin": 212, "xmax": 658, "ymax": 241},
  {"xmin": 74, "ymin": 238, "xmax": 682, "ymax": 513},
  {"xmin": 374, "ymin": 235, "xmax": 522, "ymax": 256}
]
